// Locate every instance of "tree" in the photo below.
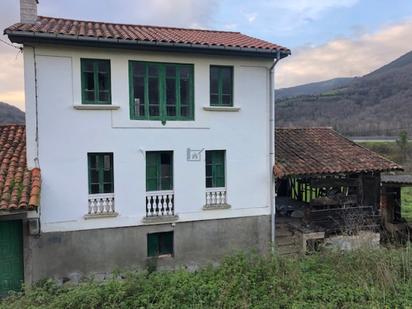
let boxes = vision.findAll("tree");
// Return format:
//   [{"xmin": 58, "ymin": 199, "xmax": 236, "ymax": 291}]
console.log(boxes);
[{"xmin": 396, "ymin": 131, "xmax": 409, "ymax": 163}]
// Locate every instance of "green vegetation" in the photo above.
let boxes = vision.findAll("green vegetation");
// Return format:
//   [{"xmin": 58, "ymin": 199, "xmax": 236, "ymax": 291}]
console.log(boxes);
[
  {"xmin": 401, "ymin": 187, "xmax": 412, "ymax": 222},
  {"xmin": 2, "ymin": 248, "xmax": 411, "ymax": 308},
  {"xmin": 360, "ymin": 139, "xmax": 412, "ymax": 222},
  {"xmin": 358, "ymin": 141, "xmax": 404, "ymax": 165}
]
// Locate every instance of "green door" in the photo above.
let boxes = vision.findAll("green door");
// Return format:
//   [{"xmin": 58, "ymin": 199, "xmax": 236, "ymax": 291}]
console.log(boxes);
[{"xmin": 0, "ymin": 220, "xmax": 23, "ymax": 297}]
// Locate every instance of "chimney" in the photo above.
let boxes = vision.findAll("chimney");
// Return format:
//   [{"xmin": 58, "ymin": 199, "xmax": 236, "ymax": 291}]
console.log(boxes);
[{"xmin": 20, "ymin": 0, "xmax": 38, "ymax": 24}]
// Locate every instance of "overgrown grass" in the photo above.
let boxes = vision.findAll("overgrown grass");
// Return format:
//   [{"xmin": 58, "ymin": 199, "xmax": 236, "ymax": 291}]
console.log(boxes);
[{"xmin": 2, "ymin": 247, "xmax": 411, "ymax": 308}]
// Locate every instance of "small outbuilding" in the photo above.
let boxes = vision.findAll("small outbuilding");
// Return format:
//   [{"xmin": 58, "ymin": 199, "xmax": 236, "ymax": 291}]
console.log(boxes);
[{"xmin": 275, "ymin": 127, "xmax": 402, "ymax": 253}]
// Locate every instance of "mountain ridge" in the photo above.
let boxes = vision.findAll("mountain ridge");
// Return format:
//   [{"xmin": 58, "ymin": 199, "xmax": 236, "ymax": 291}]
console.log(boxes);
[{"xmin": 276, "ymin": 50, "xmax": 412, "ymax": 136}]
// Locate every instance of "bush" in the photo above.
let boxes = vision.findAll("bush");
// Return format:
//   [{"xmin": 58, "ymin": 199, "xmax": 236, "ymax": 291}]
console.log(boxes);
[{"xmin": 1, "ymin": 246, "xmax": 411, "ymax": 308}]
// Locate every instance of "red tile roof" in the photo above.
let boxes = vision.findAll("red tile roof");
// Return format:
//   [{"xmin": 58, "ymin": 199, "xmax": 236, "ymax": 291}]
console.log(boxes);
[
  {"xmin": 275, "ymin": 128, "xmax": 402, "ymax": 178},
  {"xmin": 0, "ymin": 125, "xmax": 41, "ymax": 211},
  {"xmin": 4, "ymin": 16, "xmax": 290, "ymax": 56}
]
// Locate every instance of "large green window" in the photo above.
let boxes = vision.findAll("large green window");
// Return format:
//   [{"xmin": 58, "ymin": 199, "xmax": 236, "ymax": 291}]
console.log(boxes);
[
  {"xmin": 129, "ymin": 61, "xmax": 194, "ymax": 121},
  {"xmin": 210, "ymin": 66, "xmax": 233, "ymax": 106},
  {"xmin": 81, "ymin": 59, "xmax": 111, "ymax": 104},
  {"xmin": 88, "ymin": 153, "xmax": 114, "ymax": 194},
  {"xmin": 146, "ymin": 151, "xmax": 173, "ymax": 191},
  {"xmin": 206, "ymin": 150, "xmax": 226, "ymax": 188},
  {"xmin": 147, "ymin": 231, "xmax": 174, "ymax": 257}
]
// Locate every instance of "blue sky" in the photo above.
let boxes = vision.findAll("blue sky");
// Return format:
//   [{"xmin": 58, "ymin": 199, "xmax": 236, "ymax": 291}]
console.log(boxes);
[{"xmin": 1, "ymin": 0, "xmax": 412, "ymax": 109}]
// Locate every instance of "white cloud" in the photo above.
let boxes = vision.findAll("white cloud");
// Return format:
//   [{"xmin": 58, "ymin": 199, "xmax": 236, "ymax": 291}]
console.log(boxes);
[
  {"xmin": 245, "ymin": 12, "xmax": 257, "ymax": 23},
  {"xmin": 276, "ymin": 19, "xmax": 412, "ymax": 88}
]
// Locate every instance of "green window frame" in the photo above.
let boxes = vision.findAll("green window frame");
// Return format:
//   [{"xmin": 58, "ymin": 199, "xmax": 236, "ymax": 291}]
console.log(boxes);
[
  {"xmin": 129, "ymin": 61, "xmax": 194, "ymax": 121},
  {"xmin": 206, "ymin": 150, "xmax": 226, "ymax": 188},
  {"xmin": 147, "ymin": 231, "xmax": 174, "ymax": 257},
  {"xmin": 81, "ymin": 58, "xmax": 111, "ymax": 105},
  {"xmin": 88, "ymin": 153, "xmax": 114, "ymax": 194},
  {"xmin": 146, "ymin": 151, "xmax": 173, "ymax": 192},
  {"xmin": 210, "ymin": 66, "xmax": 233, "ymax": 106}
]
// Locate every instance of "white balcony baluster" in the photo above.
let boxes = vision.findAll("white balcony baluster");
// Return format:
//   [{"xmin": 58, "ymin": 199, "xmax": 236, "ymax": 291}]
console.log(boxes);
[
  {"xmin": 205, "ymin": 187, "xmax": 228, "ymax": 209},
  {"xmin": 146, "ymin": 190, "xmax": 175, "ymax": 217},
  {"xmin": 86, "ymin": 193, "xmax": 117, "ymax": 218}
]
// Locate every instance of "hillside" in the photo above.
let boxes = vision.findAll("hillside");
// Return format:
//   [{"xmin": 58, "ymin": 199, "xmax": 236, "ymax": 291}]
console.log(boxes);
[
  {"xmin": 276, "ymin": 50, "xmax": 412, "ymax": 136},
  {"xmin": 0, "ymin": 102, "xmax": 24, "ymax": 125},
  {"xmin": 276, "ymin": 77, "xmax": 354, "ymax": 100}
]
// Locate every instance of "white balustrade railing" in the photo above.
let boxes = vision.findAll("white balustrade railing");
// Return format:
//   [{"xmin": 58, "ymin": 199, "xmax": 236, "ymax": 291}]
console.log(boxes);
[
  {"xmin": 146, "ymin": 190, "xmax": 175, "ymax": 217},
  {"xmin": 87, "ymin": 193, "xmax": 116, "ymax": 216},
  {"xmin": 205, "ymin": 187, "xmax": 227, "ymax": 207}
]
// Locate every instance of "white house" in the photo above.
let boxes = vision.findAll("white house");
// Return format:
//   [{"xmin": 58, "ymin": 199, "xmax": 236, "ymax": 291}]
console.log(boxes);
[{"xmin": 1, "ymin": 0, "xmax": 290, "ymax": 291}]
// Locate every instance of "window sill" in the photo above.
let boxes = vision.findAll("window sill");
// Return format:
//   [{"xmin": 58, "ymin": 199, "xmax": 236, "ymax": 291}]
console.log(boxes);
[
  {"xmin": 73, "ymin": 105, "xmax": 120, "ymax": 110},
  {"xmin": 203, "ymin": 203, "xmax": 231, "ymax": 210},
  {"xmin": 142, "ymin": 215, "xmax": 179, "ymax": 224},
  {"xmin": 84, "ymin": 212, "xmax": 118, "ymax": 220},
  {"xmin": 203, "ymin": 106, "xmax": 240, "ymax": 112}
]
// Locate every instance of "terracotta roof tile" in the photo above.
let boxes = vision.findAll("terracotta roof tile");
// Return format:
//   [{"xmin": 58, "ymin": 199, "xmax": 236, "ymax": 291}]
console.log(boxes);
[
  {"xmin": 275, "ymin": 128, "xmax": 402, "ymax": 178},
  {"xmin": 4, "ymin": 16, "xmax": 290, "ymax": 54},
  {"xmin": 0, "ymin": 125, "xmax": 41, "ymax": 211}
]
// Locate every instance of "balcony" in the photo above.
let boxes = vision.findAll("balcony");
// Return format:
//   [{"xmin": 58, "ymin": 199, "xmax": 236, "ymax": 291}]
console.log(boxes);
[
  {"xmin": 85, "ymin": 193, "xmax": 118, "ymax": 219},
  {"xmin": 204, "ymin": 187, "xmax": 230, "ymax": 210},
  {"xmin": 144, "ymin": 190, "xmax": 177, "ymax": 223}
]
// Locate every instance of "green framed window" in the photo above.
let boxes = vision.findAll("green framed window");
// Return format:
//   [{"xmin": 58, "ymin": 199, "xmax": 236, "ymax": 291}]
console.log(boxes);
[
  {"xmin": 81, "ymin": 59, "xmax": 111, "ymax": 104},
  {"xmin": 147, "ymin": 231, "xmax": 174, "ymax": 257},
  {"xmin": 206, "ymin": 150, "xmax": 226, "ymax": 188},
  {"xmin": 129, "ymin": 61, "xmax": 194, "ymax": 121},
  {"xmin": 146, "ymin": 151, "xmax": 173, "ymax": 191},
  {"xmin": 210, "ymin": 66, "xmax": 233, "ymax": 106},
  {"xmin": 88, "ymin": 153, "xmax": 114, "ymax": 194}
]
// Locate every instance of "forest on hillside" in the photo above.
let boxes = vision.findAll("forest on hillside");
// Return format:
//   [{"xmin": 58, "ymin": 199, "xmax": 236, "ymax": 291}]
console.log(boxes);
[{"xmin": 276, "ymin": 51, "xmax": 412, "ymax": 136}]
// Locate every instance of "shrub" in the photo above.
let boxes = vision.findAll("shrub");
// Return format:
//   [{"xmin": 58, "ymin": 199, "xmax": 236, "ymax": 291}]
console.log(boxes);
[{"xmin": 1, "ymin": 246, "xmax": 411, "ymax": 308}]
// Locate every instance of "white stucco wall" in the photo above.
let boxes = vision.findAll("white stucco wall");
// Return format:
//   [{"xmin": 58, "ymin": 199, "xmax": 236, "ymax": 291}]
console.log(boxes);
[{"xmin": 23, "ymin": 45, "xmax": 273, "ymax": 232}]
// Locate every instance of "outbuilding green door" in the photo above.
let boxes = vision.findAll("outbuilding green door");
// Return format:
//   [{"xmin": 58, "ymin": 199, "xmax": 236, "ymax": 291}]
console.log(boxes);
[{"xmin": 0, "ymin": 220, "xmax": 23, "ymax": 297}]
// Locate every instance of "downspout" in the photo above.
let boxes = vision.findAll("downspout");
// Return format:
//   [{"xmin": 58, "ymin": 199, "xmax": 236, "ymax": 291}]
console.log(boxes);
[
  {"xmin": 270, "ymin": 50, "xmax": 281, "ymax": 254},
  {"xmin": 32, "ymin": 45, "xmax": 40, "ymax": 168}
]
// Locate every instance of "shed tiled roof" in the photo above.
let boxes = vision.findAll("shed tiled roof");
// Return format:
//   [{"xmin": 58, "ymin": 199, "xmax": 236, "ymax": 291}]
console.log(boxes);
[
  {"xmin": 0, "ymin": 125, "xmax": 40, "ymax": 211},
  {"xmin": 381, "ymin": 175, "xmax": 412, "ymax": 185},
  {"xmin": 275, "ymin": 128, "xmax": 402, "ymax": 178},
  {"xmin": 4, "ymin": 16, "xmax": 290, "ymax": 55}
]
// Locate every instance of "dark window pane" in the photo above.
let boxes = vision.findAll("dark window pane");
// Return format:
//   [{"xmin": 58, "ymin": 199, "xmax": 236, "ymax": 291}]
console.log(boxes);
[
  {"xmin": 90, "ymin": 184, "xmax": 100, "ymax": 194},
  {"xmin": 133, "ymin": 77, "xmax": 145, "ymax": 116},
  {"xmin": 103, "ymin": 171, "xmax": 112, "ymax": 182},
  {"xmin": 180, "ymin": 66, "xmax": 191, "ymax": 79},
  {"xmin": 210, "ymin": 67, "xmax": 219, "ymax": 94},
  {"xmin": 99, "ymin": 91, "xmax": 109, "ymax": 102},
  {"xmin": 210, "ymin": 94, "xmax": 219, "ymax": 105},
  {"xmin": 149, "ymin": 77, "xmax": 160, "ymax": 116},
  {"xmin": 221, "ymin": 68, "xmax": 232, "ymax": 94},
  {"xmin": 166, "ymin": 65, "xmax": 176, "ymax": 78},
  {"xmin": 98, "ymin": 62, "xmax": 109, "ymax": 73},
  {"xmin": 98, "ymin": 72, "xmax": 109, "ymax": 91},
  {"xmin": 222, "ymin": 94, "xmax": 232, "ymax": 106},
  {"xmin": 103, "ymin": 183, "xmax": 113, "ymax": 193},
  {"xmin": 166, "ymin": 78, "xmax": 176, "ymax": 116},
  {"xmin": 103, "ymin": 155, "xmax": 111, "ymax": 170},
  {"xmin": 85, "ymin": 72, "xmax": 94, "ymax": 91},
  {"xmin": 133, "ymin": 63, "xmax": 145, "ymax": 76},
  {"xmin": 149, "ymin": 65, "xmax": 159, "ymax": 77},
  {"xmin": 89, "ymin": 155, "xmax": 97, "ymax": 168},
  {"xmin": 84, "ymin": 62, "xmax": 94, "ymax": 72},
  {"xmin": 90, "ymin": 170, "xmax": 99, "ymax": 183},
  {"xmin": 85, "ymin": 91, "xmax": 95, "ymax": 102},
  {"xmin": 180, "ymin": 79, "xmax": 189, "ymax": 105}
]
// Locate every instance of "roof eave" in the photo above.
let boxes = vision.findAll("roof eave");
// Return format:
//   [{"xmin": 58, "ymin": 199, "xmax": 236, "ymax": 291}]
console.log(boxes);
[
  {"xmin": 5, "ymin": 30, "xmax": 291, "ymax": 59},
  {"xmin": 275, "ymin": 167, "xmax": 403, "ymax": 178}
]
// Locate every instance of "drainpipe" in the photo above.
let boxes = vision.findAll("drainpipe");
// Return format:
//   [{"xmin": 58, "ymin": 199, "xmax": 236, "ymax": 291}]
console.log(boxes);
[{"xmin": 270, "ymin": 49, "xmax": 281, "ymax": 254}]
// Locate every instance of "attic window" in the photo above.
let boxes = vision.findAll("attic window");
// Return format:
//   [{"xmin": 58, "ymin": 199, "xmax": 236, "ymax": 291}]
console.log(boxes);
[
  {"xmin": 210, "ymin": 66, "xmax": 233, "ymax": 107},
  {"xmin": 81, "ymin": 59, "xmax": 111, "ymax": 105}
]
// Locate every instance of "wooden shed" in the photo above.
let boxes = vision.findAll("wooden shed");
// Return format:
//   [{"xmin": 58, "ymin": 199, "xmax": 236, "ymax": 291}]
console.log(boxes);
[{"xmin": 274, "ymin": 128, "xmax": 402, "ymax": 252}]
